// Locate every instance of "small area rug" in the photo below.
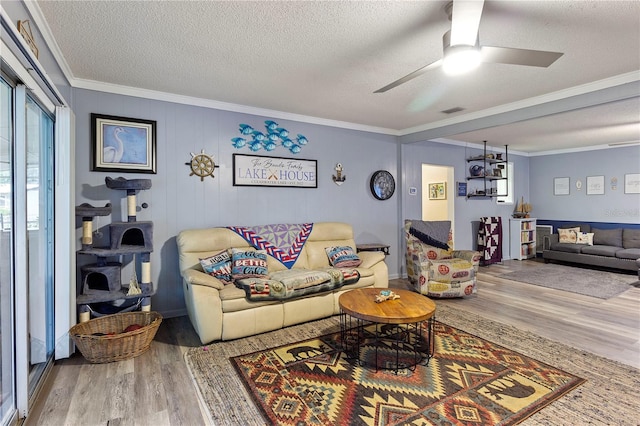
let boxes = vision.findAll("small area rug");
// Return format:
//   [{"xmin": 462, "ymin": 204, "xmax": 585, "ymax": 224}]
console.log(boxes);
[
  {"xmin": 230, "ymin": 322, "xmax": 583, "ymax": 425},
  {"xmin": 184, "ymin": 305, "xmax": 640, "ymax": 425},
  {"xmin": 498, "ymin": 263, "xmax": 638, "ymax": 299}
]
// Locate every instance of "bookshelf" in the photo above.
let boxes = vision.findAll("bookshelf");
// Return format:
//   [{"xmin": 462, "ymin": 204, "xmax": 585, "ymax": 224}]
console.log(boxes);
[{"xmin": 509, "ymin": 218, "xmax": 537, "ymax": 260}]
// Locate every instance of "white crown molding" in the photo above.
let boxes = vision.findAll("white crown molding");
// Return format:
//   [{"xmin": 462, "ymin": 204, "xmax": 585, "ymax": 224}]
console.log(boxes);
[
  {"xmin": 72, "ymin": 78, "xmax": 635, "ymax": 157},
  {"xmin": 23, "ymin": 1, "xmax": 74, "ymax": 86},
  {"xmin": 399, "ymin": 71, "xmax": 640, "ymax": 136},
  {"xmin": 72, "ymin": 78, "xmax": 400, "ymax": 136}
]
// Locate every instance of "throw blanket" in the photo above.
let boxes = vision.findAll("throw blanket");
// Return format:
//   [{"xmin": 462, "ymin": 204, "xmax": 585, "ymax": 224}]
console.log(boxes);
[
  {"xmin": 409, "ymin": 220, "xmax": 450, "ymax": 250},
  {"xmin": 227, "ymin": 223, "xmax": 313, "ymax": 269},
  {"xmin": 478, "ymin": 216, "xmax": 502, "ymax": 265},
  {"xmin": 235, "ymin": 268, "xmax": 360, "ymax": 301}
]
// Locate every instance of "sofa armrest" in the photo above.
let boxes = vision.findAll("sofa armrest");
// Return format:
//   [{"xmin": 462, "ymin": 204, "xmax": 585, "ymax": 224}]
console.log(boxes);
[
  {"xmin": 182, "ymin": 269, "xmax": 224, "ymax": 290},
  {"xmin": 357, "ymin": 250, "xmax": 385, "ymax": 269},
  {"xmin": 544, "ymin": 234, "xmax": 558, "ymax": 250},
  {"xmin": 452, "ymin": 250, "xmax": 481, "ymax": 270}
]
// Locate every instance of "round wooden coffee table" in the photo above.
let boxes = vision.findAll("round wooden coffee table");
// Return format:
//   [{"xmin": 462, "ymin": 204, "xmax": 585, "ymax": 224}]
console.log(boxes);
[{"xmin": 338, "ymin": 288, "xmax": 436, "ymax": 372}]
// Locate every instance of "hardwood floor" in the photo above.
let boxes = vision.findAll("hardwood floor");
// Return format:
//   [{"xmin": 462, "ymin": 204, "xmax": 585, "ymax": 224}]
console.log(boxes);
[
  {"xmin": 404, "ymin": 259, "xmax": 640, "ymax": 369},
  {"xmin": 26, "ymin": 315, "xmax": 208, "ymax": 426},
  {"xmin": 26, "ymin": 260, "xmax": 639, "ymax": 425}
]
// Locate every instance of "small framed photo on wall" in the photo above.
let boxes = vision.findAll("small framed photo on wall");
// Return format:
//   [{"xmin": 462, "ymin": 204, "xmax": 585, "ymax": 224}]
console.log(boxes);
[
  {"xmin": 428, "ymin": 182, "xmax": 446, "ymax": 200},
  {"xmin": 625, "ymin": 173, "xmax": 640, "ymax": 194},
  {"xmin": 457, "ymin": 181, "xmax": 467, "ymax": 197},
  {"xmin": 553, "ymin": 177, "xmax": 570, "ymax": 195},
  {"xmin": 586, "ymin": 175, "xmax": 605, "ymax": 195}
]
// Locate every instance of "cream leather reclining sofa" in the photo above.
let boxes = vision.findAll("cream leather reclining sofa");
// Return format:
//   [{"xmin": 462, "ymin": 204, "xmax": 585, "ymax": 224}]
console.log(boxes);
[{"xmin": 177, "ymin": 222, "xmax": 389, "ymax": 344}]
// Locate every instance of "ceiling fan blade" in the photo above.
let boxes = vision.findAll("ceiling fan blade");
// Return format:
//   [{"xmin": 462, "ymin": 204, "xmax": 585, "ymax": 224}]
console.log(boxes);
[
  {"xmin": 480, "ymin": 46, "xmax": 564, "ymax": 67},
  {"xmin": 450, "ymin": 0, "xmax": 485, "ymax": 46},
  {"xmin": 374, "ymin": 59, "xmax": 442, "ymax": 93}
]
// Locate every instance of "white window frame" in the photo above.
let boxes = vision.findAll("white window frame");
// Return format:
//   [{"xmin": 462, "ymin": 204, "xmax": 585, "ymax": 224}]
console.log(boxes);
[{"xmin": 497, "ymin": 161, "xmax": 514, "ymax": 205}]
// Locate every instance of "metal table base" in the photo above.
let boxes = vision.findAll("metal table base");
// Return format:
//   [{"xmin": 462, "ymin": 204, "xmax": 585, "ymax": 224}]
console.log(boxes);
[{"xmin": 339, "ymin": 310, "xmax": 434, "ymax": 374}]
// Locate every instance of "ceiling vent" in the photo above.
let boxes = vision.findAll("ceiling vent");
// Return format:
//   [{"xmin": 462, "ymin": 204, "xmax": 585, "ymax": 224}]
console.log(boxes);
[{"xmin": 441, "ymin": 107, "xmax": 465, "ymax": 114}]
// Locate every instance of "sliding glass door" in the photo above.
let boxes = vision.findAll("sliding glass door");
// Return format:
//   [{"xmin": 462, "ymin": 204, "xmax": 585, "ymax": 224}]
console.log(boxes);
[
  {"xmin": 25, "ymin": 95, "xmax": 55, "ymax": 397},
  {"xmin": 1, "ymin": 9, "xmax": 71, "ymax": 421},
  {"xmin": 0, "ymin": 73, "xmax": 55, "ymax": 424},
  {"xmin": 0, "ymin": 75, "xmax": 16, "ymax": 426}
]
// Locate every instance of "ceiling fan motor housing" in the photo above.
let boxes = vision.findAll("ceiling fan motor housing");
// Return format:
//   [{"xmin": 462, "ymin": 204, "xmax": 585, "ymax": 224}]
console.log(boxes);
[{"xmin": 442, "ymin": 31, "xmax": 481, "ymax": 74}]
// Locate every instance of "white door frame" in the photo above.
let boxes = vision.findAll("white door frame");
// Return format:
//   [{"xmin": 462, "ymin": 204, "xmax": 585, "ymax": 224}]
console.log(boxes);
[{"xmin": 421, "ymin": 164, "xmax": 455, "ymax": 243}]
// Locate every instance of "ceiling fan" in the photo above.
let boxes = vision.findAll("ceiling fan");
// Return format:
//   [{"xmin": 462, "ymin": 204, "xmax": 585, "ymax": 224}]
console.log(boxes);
[{"xmin": 374, "ymin": 0, "xmax": 564, "ymax": 93}]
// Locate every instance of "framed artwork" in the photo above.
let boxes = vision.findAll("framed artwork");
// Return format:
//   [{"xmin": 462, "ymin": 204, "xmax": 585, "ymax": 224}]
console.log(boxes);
[
  {"xmin": 624, "ymin": 173, "xmax": 640, "ymax": 194},
  {"xmin": 91, "ymin": 114, "xmax": 157, "ymax": 174},
  {"xmin": 233, "ymin": 154, "xmax": 317, "ymax": 188},
  {"xmin": 428, "ymin": 182, "xmax": 446, "ymax": 200},
  {"xmin": 457, "ymin": 181, "xmax": 467, "ymax": 197},
  {"xmin": 586, "ymin": 175, "xmax": 605, "ymax": 195},
  {"xmin": 553, "ymin": 177, "xmax": 570, "ymax": 195},
  {"xmin": 17, "ymin": 20, "xmax": 38, "ymax": 58}
]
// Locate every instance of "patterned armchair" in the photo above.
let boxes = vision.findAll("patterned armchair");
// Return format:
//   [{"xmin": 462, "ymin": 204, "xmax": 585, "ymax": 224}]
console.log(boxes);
[{"xmin": 405, "ymin": 219, "xmax": 480, "ymax": 298}]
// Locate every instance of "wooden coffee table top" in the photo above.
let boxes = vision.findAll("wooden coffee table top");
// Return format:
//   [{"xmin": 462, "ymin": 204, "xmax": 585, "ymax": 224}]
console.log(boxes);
[{"xmin": 338, "ymin": 288, "xmax": 436, "ymax": 324}]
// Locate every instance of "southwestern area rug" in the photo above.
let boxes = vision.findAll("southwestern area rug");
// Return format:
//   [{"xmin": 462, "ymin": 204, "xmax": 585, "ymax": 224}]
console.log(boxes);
[
  {"xmin": 228, "ymin": 322, "xmax": 583, "ymax": 425},
  {"xmin": 498, "ymin": 263, "xmax": 638, "ymax": 299},
  {"xmin": 184, "ymin": 305, "xmax": 640, "ymax": 425}
]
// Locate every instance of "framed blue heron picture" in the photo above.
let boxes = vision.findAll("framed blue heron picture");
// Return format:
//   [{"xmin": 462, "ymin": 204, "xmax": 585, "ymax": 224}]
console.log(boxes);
[{"xmin": 91, "ymin": 113, "xmax": 157, "ymax": 173}]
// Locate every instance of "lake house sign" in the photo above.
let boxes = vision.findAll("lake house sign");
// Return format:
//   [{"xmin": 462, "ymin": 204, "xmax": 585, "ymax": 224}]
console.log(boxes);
[{"xmin": 233, "ymin": 154, "xmax": 317, "ymax": 188}]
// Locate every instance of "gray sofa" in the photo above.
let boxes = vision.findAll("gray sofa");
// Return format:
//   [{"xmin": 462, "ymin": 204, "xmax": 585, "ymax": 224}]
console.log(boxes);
[{"xmin": 543, "ymin": 224, "xmax": 640, "ymax": 276}]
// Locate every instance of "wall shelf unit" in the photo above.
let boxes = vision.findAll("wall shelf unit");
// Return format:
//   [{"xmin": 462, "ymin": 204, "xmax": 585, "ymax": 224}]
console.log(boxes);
[
  {"xmin": 509, "ymin": 218, "xmax": 537, "ymax": 260},
  {"xmin": 466, "ymin": 141, "xmax": 508, "ymax": 198}
]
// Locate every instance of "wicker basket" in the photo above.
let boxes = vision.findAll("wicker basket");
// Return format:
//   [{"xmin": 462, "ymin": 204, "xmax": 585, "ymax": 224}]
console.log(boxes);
[{"xmin": 70, "ymin": 311, "xmax": 162, "ymax": 363}]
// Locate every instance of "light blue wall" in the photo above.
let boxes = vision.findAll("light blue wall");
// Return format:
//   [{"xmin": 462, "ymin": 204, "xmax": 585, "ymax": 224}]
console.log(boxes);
[
  {"xmin": 69, "ymin": 90, "xmax": 640, "ymax": 317},
  {"xmin": 400, "ymin": 141, "xmax": 531, "ymax": 266},
  {"xmin": 71, "ymin": 89, "xmax": 399, "ymax": 316},
  {"xmin": 530, "ymin": 146, "xmax": 640, "ymax": 223}
]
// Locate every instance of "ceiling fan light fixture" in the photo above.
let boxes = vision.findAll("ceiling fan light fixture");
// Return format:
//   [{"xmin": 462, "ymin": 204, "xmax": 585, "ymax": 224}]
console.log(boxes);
[{"xmin": 442, "ymin": 44, "xmax": 481, "ymax": 75}]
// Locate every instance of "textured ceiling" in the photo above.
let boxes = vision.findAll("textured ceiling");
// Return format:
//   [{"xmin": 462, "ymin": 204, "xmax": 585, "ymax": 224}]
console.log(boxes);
[{"xmin": 34, "ymin": 0, "xmax": 640, "ymax": 153}]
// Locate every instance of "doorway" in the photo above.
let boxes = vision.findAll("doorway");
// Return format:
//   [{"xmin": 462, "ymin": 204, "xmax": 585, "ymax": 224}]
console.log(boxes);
[{"xmin": 421, "ymin": 164, "xmax": 455, "ymax": 240}]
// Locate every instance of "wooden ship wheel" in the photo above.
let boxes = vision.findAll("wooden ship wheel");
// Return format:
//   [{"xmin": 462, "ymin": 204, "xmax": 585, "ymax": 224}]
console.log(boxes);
[{"xmin": 186, "ymin": 149, "xmax": 218, "ymax": 181}]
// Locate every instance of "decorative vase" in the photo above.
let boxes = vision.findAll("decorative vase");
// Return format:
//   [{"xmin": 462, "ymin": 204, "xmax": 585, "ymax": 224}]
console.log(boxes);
[{"xmin": 469, "ymin": 165, "xmax": 484, "ymax": 177}]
